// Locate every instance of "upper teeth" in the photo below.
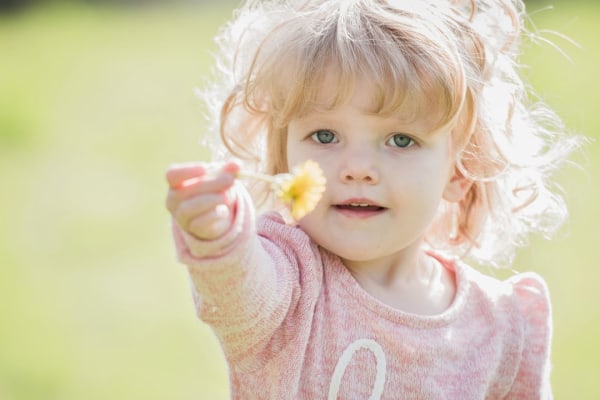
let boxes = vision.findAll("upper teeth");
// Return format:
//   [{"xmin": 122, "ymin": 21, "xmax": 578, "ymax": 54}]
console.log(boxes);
[{"xmin": 349, "ymin": 203, "xmax": 370, "ymax": 207}]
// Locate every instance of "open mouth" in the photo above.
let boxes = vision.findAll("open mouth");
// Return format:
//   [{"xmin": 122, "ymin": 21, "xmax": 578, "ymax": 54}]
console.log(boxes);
[{"xmin": 335, "ymin": 203, "xmax": 386, "ymax": 212}]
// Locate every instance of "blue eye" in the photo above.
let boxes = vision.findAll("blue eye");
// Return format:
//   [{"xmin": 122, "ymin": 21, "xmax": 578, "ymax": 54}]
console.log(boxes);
[
  {"xmin": 311, "ymin": 130, "xmax": 337, "ymax": 144},
  {"xmin": 388, "ymin": 134, "xmax": 414, "ymax": 148}
]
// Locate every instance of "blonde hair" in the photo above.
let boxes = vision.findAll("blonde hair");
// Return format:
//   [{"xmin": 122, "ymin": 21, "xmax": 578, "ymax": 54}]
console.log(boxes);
[{"xmin": 199, "ymin": 0, "xmax": 581, "ymax": 266}]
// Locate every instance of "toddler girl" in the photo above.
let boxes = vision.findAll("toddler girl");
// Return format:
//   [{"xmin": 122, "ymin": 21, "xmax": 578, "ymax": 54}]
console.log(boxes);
[{"xmin": 166, "ymin": 0, "xmax": 579, "ymax": 398}]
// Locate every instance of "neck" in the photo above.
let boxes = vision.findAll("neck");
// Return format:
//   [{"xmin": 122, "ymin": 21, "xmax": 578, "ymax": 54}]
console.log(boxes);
[
  {"xmin": 341, "ymin": 240, "xmax": 423, "ymax": 287},
  {"xmin": 341, "ymin": 245, "xmax": 456, "ymax": 315}
]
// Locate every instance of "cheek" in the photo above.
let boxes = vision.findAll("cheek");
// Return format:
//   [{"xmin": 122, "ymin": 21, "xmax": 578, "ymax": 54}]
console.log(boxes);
[
  {"xmin": 297, "ymin": 208, "xmax": 324, "ymax": 244},
  {"xmin": 393, "ymin": 153, "xmax": 453, "ymax": 203},
  {"xmin": 286, "ymin": 140, "xmax": 328, "ymax": 174},
  {"xmin": 420, "ymin": 140, "xmax": 455, "ymax": 186}
]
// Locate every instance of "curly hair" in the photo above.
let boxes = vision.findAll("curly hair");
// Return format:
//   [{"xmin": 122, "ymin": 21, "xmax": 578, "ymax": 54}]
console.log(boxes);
[{"xmin": 198, "ymin": 0, "xmax": 581, "ymax": 266}]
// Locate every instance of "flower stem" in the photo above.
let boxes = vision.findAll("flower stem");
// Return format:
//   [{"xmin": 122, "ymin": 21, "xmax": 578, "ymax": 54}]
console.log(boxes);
[
  {"xmin": 236, "ymin": 170, "xmax": 282, "ymax": 185},
  {"xmin": 177, "ymin": 168, "xmax": 287, "ymax": 190}
]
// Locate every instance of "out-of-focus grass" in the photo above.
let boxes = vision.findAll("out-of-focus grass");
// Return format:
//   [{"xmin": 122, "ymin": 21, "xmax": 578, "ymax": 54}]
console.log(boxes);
[
  {"xmin": 0, "ymin": 2, "xmax": 235, "ymax": 399},
  {"xmin": 0, "ymin": 1, "xmax": 598, "ymax": 399},
  {"xmin": 515, "ymin": 2, "xmax": 600, "ymax": 398}
]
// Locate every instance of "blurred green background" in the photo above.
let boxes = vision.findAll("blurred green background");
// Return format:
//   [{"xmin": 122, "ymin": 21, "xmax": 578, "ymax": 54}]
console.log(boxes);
[{"xmin": 0, "ymin": 0, "xmax": 598, "ymax": 399}]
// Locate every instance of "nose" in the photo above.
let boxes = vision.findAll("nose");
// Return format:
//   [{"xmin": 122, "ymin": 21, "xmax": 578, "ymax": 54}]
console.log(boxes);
[{"xmin": 339, "ymin": 149, "xmax": 379, "ymax": 184}]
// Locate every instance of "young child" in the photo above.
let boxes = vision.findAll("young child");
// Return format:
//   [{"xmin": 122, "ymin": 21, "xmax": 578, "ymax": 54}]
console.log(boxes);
[{"xmin": 166, "ymin": 0, "xmax": 579, "ymax": 398}]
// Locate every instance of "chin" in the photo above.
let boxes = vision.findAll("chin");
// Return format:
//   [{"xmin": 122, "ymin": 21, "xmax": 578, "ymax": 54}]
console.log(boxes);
[{"xmin": 322, "ymin": 243, "xmax": 384, "ymax": 262}]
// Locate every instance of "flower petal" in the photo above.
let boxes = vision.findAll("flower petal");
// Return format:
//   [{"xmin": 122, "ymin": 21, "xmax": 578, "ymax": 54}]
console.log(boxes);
[{"xmin": 276, "ymin": 160, "xmax": 326, "ymax": 220}]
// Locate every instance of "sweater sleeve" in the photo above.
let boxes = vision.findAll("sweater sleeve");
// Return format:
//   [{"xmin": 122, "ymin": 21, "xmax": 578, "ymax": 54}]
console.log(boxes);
[
  {"xmin": 505, "ymin": 273, "xmax": 553, "ymax": 399},
  {"xmin": 171, "ymin": 183, "xmax": 318, "ymax": 367}
]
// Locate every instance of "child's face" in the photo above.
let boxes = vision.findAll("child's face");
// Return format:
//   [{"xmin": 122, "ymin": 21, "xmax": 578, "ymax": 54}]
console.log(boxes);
[{"xmin": 286, "ymin": 77, "xmax": 466, "ymax": 267}]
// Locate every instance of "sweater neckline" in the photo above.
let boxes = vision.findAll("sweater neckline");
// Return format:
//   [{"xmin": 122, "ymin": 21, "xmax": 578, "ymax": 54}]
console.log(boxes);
[{"xmin": 324, "ymin": 249, "xmax": 470, "ymax": 329}]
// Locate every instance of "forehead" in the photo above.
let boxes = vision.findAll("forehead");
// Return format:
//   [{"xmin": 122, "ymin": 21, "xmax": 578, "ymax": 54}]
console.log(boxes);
[{"xmin": 300, "ymin": 66, "xmax": 449, "ymax": 134}]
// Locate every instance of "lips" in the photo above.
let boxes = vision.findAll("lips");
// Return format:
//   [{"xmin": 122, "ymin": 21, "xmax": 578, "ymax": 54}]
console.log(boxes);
[
  {"xmin": 333, "ymin": 198, "xmax": 386, "ymax": 216},
  {"xmin": 335, "ymin": 203, "xmax": 385, "ymax": 211}
]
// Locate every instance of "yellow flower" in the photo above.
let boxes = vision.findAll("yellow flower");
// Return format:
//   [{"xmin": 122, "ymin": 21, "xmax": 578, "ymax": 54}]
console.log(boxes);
[
  {"xmin": 236, "ymin": 160, "xmax": 326, "ymax": 221},
  {"xmin": 274, "ymin": 160, "xmax": 327, "ymax": 220}
]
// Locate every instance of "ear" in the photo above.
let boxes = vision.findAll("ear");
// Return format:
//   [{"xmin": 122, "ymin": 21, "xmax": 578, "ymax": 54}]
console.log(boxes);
[{"xmin": 442, "ymin": 167, "xmax": 472, "ymax": 203}]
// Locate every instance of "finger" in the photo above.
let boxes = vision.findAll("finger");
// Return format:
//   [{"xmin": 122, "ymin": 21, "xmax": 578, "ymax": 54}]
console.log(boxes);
[
  {"xmin": 165, "ymin": 175, "xmax": 234, "ymax": 216},
  {"xmin": 223, "ymin": 184, "xmax": 238, "ymax": 208},
  {"xmin": 178, "ymin": 173, "xmax": 236, "ymax": 199},
  {"xmin": 173, "ymin": 193, "xmax": 226, "ymax": 225},
  {"xmin": 222, "ymin": 161, "xmax": 241, "ymax": 175},
  {"xmin": 165, "ymin": 163, "xmax": 207, "ymax": 189},
  {"xmin": 187, "ymin": 204, "xmax": 232, "ymax": 240}
]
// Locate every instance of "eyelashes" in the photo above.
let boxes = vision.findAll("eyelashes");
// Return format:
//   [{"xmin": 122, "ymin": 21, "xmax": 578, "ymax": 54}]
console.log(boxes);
[
  {"xmin": 309, "ymin": 129, "xmax": 416, "ymax": 148},
  {"xmin": 387, "ymin": 134, "xmax": 415, "ymax": 148},
  {"xmin": 310, "ymin": 129, "xmax": 337, "ymax": 144}
]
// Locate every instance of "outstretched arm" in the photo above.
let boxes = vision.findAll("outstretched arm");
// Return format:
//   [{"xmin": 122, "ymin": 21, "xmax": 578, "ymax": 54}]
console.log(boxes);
[{"xmin": 165, "ymin": 162, "xmax": 300, "ymax": 366}]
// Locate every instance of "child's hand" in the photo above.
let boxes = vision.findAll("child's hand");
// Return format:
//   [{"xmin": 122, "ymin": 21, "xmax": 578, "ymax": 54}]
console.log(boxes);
[{"xmin": 165, "ymin": 161, "xmax": 240, "ymax": 241}]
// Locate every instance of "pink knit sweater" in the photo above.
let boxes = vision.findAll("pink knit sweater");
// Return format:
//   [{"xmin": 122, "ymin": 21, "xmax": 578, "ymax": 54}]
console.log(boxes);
[{"xmin": 173, "ymin": 188, "xmax": 553, "ymax": 399}]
